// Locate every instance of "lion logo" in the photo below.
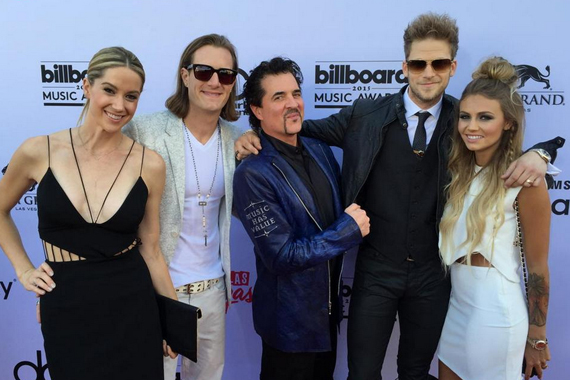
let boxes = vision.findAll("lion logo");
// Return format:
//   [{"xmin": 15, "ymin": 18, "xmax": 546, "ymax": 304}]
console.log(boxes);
[{"xmin": 515, "ymin": 64, "xmax": 550, "ymax": 89}]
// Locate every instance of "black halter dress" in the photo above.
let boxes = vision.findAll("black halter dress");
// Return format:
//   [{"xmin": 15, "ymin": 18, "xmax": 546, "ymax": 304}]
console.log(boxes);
[{"xmin": 36, "ymin": 131, "xmax": 163, "ymax": 380}]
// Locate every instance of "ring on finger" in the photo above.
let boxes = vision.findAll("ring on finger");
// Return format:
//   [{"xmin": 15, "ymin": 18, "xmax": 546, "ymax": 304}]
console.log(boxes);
[{"xmin": 525, "ymin": 178, "xmax": 534, "ymax": 184}]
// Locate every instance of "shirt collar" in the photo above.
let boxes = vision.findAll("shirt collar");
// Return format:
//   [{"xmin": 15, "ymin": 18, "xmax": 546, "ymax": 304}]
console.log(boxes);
[
  {"xmin": 403, "ymin": 87, "xmax": 443, "ymax": 121},
  {"xmin": 262, "ymin": 130, "xmax": 303, "ymax": 159}
]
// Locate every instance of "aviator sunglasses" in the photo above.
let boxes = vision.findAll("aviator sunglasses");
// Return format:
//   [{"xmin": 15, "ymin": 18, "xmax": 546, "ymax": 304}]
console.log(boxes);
[
  {"xmin": 186, "ymin": 64, "xmax": 238, "ymax": 85},
  {"xmin": 406, "ymin": 59, "xmax": 453, "ymax": 74}
]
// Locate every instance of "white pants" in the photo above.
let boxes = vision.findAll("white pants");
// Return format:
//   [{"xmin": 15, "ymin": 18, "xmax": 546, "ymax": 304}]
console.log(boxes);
[{"xmin": 164, "ymin": 278, "xmax": 226, "ymax": 380}]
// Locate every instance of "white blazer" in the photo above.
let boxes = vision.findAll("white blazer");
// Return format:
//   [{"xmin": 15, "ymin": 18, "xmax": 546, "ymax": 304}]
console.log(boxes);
[{"xmin": 124, "ymin": 110, "xmax": 240, "ymax": 301}]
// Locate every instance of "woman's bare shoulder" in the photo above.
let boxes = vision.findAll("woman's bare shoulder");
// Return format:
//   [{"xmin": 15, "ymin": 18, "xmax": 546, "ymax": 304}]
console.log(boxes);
[{"xmin": 141, "ymin": 147, "xmax": 165, "ymax": 175}]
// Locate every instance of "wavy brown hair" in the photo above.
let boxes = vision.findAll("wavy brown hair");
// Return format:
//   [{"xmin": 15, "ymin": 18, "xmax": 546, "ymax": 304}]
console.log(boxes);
[
  {"xmin": 403, "ymin": 13, "xmax": 459, "ymax": 59},
  {"xmin": 440, "ymin": 57, "xmax": 525, "ymax": 265}
]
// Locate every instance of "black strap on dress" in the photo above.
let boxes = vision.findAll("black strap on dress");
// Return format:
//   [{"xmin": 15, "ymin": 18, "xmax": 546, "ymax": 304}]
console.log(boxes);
[
  {"xmin": 68, "ymin": 128, "xmax": 135, "ymax": 224},
  {"xmin": 47, "ymin": 135, "xmax": 51, "ymax": 166}
]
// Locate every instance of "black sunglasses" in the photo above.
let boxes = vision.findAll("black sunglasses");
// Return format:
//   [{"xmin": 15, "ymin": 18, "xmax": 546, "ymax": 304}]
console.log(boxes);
[
  {"xmin": 186, "ymin": 64, "xmax": 238, "ymax": 85},
  {"xmin": 406, "ymin": 59, "xmax": 453, "ymax": 73}
]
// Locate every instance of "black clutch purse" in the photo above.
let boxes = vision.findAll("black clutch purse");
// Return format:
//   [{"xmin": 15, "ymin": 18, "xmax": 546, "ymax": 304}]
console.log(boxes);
[{"xmin": 156, "ymin": 294, "xmax": 202, "ymax": 362}]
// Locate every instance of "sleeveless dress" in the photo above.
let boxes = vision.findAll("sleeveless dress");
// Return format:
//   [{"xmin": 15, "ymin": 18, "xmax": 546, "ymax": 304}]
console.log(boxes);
[
  {"xmin": 437, "ymin": 168, "xmax": 527, "ymax": 380},
  {"xmin": 36, "ymin": 132, "xmax": 163, "ymax": 380}
]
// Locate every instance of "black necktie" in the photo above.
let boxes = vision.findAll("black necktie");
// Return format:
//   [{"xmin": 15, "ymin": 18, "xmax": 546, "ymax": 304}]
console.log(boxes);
[{"xmin": 412, "ymin": 111, "xmax": 430, "ymax": 157}]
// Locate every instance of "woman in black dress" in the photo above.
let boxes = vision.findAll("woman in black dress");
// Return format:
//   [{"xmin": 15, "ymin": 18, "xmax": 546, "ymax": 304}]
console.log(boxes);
[{"xmin": 0, "ymin": 46, "xmax": 177, "ymax": 380}]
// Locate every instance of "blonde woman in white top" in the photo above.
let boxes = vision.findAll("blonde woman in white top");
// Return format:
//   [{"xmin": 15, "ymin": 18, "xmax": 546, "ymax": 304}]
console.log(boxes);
[{"xmin": 438, "ymin": 57, "xmax": 551, "ymax": 380}]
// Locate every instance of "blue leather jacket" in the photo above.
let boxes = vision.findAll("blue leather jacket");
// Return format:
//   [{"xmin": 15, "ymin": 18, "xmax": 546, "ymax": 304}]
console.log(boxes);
[{"xmin": 233, "ymin": 134, "xmax": 362, "ymax": 352}]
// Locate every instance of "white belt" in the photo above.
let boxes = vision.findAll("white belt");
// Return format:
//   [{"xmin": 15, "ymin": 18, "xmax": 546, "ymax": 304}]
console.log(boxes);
[{"xmin": 175, "ymin": 278, "xmax": 221, "ymax": 294}]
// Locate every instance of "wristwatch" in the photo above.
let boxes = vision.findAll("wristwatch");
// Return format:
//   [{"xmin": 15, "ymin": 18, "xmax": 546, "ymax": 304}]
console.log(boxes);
[
  {"xmin": 527, "ymin": 337, "xmax": 548, "ymax": 350},
  {"xmin": 530, "ymin": 148, "xmax": 551, "ymax": 164}
]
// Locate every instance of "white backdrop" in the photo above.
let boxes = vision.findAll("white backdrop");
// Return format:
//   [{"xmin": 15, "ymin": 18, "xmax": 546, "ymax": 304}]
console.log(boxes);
[{"xmin": 1, "ymin": 1, "xmax": 568, "ymax": 379}]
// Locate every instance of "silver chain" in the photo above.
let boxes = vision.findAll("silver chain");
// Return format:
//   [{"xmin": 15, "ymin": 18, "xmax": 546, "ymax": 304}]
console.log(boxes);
[
  {"xmin": 514, "ymin": 198, "xmax": 529, "ymax": 297},
  {"xmin": 183, "ymin": 121, "xmax": 221, "ymax": 246}
]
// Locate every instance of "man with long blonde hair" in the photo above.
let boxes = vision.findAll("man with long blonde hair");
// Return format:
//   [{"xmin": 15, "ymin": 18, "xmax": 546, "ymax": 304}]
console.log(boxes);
[{"xmin": 124, "ymin": 34, "xmax": 241, "ymax": 380}]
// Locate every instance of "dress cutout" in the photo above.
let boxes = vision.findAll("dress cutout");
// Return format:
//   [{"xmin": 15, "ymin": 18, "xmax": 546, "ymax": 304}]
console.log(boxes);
[{"xmin": 37, "ymin": 133, "xmax": 163, "ymax": 380}]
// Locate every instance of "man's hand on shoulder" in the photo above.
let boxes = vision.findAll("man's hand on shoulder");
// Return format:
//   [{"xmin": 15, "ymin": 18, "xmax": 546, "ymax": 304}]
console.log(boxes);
[
  {"xmin": 501, "ymin": 151, "xmax": 547, "ymax": 188},
  {"xmin": 235, "ymin": 130, "xmax": 262, "ymax": 160}
]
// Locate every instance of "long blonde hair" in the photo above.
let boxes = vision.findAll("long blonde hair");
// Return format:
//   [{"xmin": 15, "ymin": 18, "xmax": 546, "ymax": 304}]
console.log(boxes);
[{"xmin": 439, "ymin": 57, "xmax": 525, "ymax": 265}]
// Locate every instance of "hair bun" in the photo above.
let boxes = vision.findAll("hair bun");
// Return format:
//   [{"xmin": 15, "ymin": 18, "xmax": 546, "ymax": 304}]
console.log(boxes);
[{"xmin": 472, "ymin": 57, "xmax": 518, "ymax": 89}]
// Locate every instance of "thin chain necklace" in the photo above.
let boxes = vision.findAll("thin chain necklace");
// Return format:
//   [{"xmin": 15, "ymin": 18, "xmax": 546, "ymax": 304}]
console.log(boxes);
[
  {"xmin": 77, "ymin": 126, "xmax": 123, "ymax": 161},
  {"xmin": 183, "ymin": 121, "xmax": 221, "ymax": 247}
]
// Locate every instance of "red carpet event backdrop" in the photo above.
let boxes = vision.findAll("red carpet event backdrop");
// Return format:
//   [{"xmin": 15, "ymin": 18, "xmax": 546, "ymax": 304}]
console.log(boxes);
[{"xmin": 1, "ymin": 0, "xmax": 568, "ymax": 379}]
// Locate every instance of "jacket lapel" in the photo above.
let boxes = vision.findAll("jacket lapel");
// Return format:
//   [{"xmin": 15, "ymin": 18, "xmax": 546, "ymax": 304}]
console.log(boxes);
[
  {"xmin": 262, "ymin": 135, "xmax": 324, "ymax": 229},
  {"xmin": 220, "ymin": 119, "xmax": 236, "ymax": 216},
  {"xmin": 163, "ymin": 115, "xmax": 186, "ymax": 218}
]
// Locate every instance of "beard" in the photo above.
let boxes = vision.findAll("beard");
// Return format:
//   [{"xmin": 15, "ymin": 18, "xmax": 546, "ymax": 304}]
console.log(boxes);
[
  {"xmin": 282, "ymin": 108, "xmax": 302, "ymax": 135},
  {"xmin": 409, "ymin": 83, "xmax": 444, "ymax": 106}
]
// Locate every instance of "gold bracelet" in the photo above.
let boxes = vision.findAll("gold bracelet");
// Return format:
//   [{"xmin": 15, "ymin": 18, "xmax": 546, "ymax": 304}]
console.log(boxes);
[{"xmin": 530, "ymin": 148, "xmax": 551, "ymax": 164}]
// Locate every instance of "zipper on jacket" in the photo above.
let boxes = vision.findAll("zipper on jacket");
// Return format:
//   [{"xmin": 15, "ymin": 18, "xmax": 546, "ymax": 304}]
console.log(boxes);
[
  {"xmin": 335, "ymin": 258, "xmax": 345, "ymax": 317},
  {"xmin": 318, "ymin": 144, "xmax": 344, "ymax": 316},
  {"xmin": 272, "ymin": 162, "xmax": 332, "ymax": 315},
  {"xmin": 327, "ymin": 262, "xmax": 332, "ymax": 315}
]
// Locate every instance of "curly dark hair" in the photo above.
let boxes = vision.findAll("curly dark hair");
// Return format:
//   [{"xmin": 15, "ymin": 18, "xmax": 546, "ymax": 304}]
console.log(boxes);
[{"xmin": 242, "ymin": 57, "xmax": 303, "ymax": 132}]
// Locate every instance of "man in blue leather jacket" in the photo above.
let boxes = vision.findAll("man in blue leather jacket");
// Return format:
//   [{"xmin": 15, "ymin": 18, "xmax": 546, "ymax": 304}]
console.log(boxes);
[{"xmin": 233, "ymin": 57, "xmax": 369, "ymax": 380}]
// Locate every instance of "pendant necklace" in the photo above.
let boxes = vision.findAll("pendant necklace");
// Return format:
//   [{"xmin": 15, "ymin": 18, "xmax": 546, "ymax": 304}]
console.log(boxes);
[{"xmin": 183, "ymin": 121, "xmax": 221, "ymax": 247}]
